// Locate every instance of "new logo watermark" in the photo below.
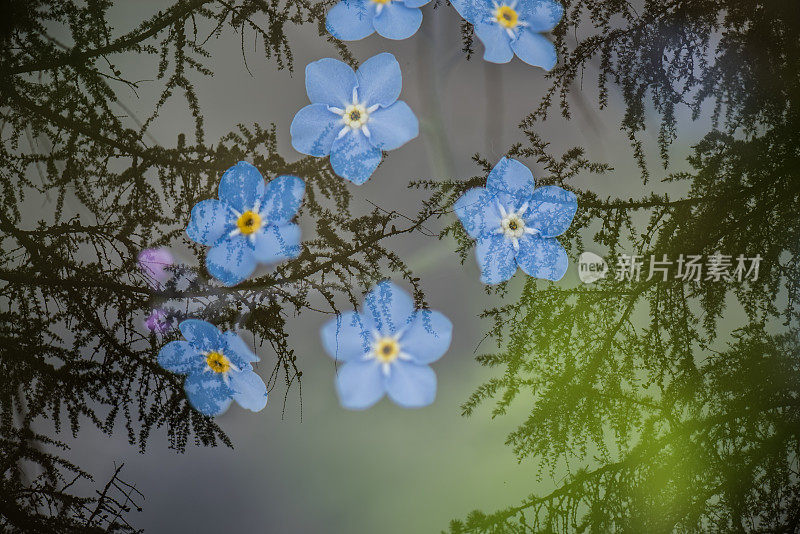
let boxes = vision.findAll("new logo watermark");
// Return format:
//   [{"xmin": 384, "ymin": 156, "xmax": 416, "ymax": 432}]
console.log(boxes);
[{"xmin": 578, "ymin": 252, "xmax": 609, "ymax": 283}]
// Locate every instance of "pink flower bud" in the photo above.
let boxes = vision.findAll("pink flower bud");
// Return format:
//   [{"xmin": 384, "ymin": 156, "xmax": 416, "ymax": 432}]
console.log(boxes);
[{"xmin": 138, "ymin": 248, "xmax": 174, "ymax": 289}]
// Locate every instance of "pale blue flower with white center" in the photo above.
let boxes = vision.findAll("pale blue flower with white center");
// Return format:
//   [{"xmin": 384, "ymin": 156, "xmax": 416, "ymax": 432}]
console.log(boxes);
[
  {"xmin": 326, "ymin": 0, "xmax": 431, "ymax": 41},
  {"xmin": 320, "ymin": 281, "xmax": 452, "ymax": 410},
  {"xmin": 454, "ymin": 157, "xmax": 577, "ymax": 284},
  {"xmin": 290, "ymin": 53, "xmax": 419, "ymax": 185},
  {"xmin": 186, "ymin": 161, "xmax": 305, "ymax": 286},
  {"xmin": 450, "ymin": 0, "xmax": 563, "ymax": 69},
  {"xmin": 158, "ymin": 319, "xmax": 267, "ymax": 416}
]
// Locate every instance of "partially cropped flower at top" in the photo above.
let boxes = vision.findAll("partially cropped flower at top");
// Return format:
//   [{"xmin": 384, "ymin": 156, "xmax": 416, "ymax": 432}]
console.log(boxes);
[
  {"xmin": 186, "ymin": 161, "xmax": 305, "ymax": 286},
  {"xmin": 138, "ymin": 248, "xmax": 174, "ymax": 289},
  {"xmin": 158, "ymin": 319, "xmax": 267, "ymax": 416},
  {"xmin": 321, "ymin": 281, "xmax": 452, "ymax": 410},
  {"xmin": 326, "ymin": 0, "xmax": 431, "ymax": 41},
  {"xmin": 450, "ymin": 0, "xmax": 563, "ymax": 69},
  {"xmin": 290, "ymin": 53, "xmax": 419, "ymax": 185},
  {"xmin": 454, "ymin": 157, "xmax": 577, "ymax": 284}
]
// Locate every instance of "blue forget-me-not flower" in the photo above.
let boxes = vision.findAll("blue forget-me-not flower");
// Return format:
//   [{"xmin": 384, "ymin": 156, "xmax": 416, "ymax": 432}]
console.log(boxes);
[
  {"xmin": 320, "ymin": 281, "xmax": 452, "ymax": 410},
  {"xmin": 290, "ymin": 53, "xmax": 419, "ymax": 185},
  {"xmin": 454, "ymin": 157, "xmax": 577, "ymax": 284},
  {"xmin": 326, "ymin": 0, "xmax": 431, "ymax": 41},
  {"xmin": 186, "ymin": 161, "xmax": 305, "ymax": 286},
  {"xmin": 450, "ymin": 0, "xmax": 563, "ymax": 69},
  {"xmin": 158, "ymin": 319, "xmax": 268, "ymax": 416}
]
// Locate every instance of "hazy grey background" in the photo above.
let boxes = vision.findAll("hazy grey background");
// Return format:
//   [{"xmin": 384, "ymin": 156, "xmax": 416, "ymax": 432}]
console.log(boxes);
[{"xmin": 48, "ymin": 1, "xmax": 707, "ymax": 532}]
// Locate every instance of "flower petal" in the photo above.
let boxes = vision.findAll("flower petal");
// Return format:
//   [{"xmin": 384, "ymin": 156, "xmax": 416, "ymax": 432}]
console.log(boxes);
[
  {"xmin": 486, "ymin": 157, "xmax": 536, "ymax": 200},
  {"xmin": 475, "ymin": 233, "xmax": 517, "ymax": 284},
  {"xmin": 524, "ymin": 185, "xmax": 577, "ymax": 238},
  {"xmin": 511, "ymin": 30, "xmax": 558, "ymax": 71},
  {"xmin": 252, "ymin": 223, "xmax": 301, "ymax": 264},
  {"xmin": 362, "ymin": 280, "xmax": 416, "ymax": 336},
  {"xmin": 373, "ymin": 4, "xmax": 423, "ymax": 40},
  {"xmin": 448, "ymin": 0, "xmax": 483, "ymax": 23},
  {"xmin": 179, "ymin": 319, "xmax": 223, "ymax": 353},
  {"xmin": 515, "ymin": 234, "xmax": 568, "ymax": 281},
  {"xmin": 186, "ymin": 199, "xmax": 234, "ymax": 246},
  {"xmin": 400, "ymin": 310, "xmax": 452, "ymax": 364},
  {"xmin": 474, "ymin": 21, "xmax": 514, "ymax": 63},
  {"xmin": 305, "ymin": 58, "xmax": 358, "ymax": 107},
  {"xmin": 386, "ymin": 361, "xmax": 436, "ymax": 408},
  {"xmin": 259, "ymin": 175, "xmax": 305, "ymax": 225},
  {"xmin": 218, "ymin": 161, "xmax": 267, "ymax": 214},
  {"xmin": 205, "ymin": 235, "xmax": 257, "ymax": 286},
  {"xmin": 321, "ymin": 311, "xmax": 372, "ymax": 362},
  {"xmin": 335, "ymin": 360, "xmax": 386, "ymax": 410},
  {"xmin": 518, "ymin": 0, "xmax": 563, "ymax": 32},
  {"xmin": 229, "ymin": 370, "xmax": 268, "ymax": 412},
  {"xmin": 325, "ymin": 0, "xmax": 376, "ymax": 41},
  {"xmin": 290, "ymin": 104, "xmax": 343, "ymax": 157},
  {"xmin": 158, "ymin": 340, "xmax": 203, "ymax": 374},
  {"xmin": 183, "ymin": 373, "xmax": 233, "ymax": 416},
  {"xmin": 355, "ymin": 52, "xmax": 402, "ymax": 108},
  {"xmin": 220, "ymin": 331, "xmax": 259, "ymax": 371},
  {"xmin": 403, "ymin": 0, "xmax": 431, "ymax": 7},
  {"xmin": 454, "ymin": 187, "xmax": 503, "ymax": 239},
  {"xmin": 330, "ymin": 130, "xmax": 383, "ymax": 184},
  {"xmin": 366, "ymin": 101, "xmax": 418, "ymax": 150}
]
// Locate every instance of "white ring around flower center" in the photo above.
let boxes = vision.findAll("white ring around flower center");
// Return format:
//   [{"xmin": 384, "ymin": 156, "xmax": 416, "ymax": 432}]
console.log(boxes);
[
  {"xmin": 329, "ymin": 87, "xmax": 381, "ymax": 140},
  {"xmin": 343, "ymin": 104, "xmax": 369, "ymax": 128},
  {"xmin": 501, "ymin": 213, "xmax": 526, "ymax": 238},
  {"xmin": 495, "ymin": 202, "xmax": 538, "ymax": 250}
]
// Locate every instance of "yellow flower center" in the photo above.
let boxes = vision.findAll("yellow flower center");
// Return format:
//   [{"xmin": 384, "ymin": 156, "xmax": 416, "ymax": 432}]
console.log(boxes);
[
  {"xmin": 374, "ymin": 337, "xmax": 400, "ymax": 363},
  {"xmin": 371, "ymin": 0, "xmax": 391, "ymax": 5},
  {"xmin": 495, "ymin": 5, "xmax": 518, "ymax": 28},
  {"xmin": 206, "ymin": 351, "xmax": 231, "ymax": 374},
  {"xmin": 236, "ymin": 210, "xmax": 262, "ymax": 235}
]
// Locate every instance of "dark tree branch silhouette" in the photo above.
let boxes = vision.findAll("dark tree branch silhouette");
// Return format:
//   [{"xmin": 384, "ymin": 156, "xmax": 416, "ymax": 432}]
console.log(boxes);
[
  {"xmin": 1, "ymin": 1, "xmax": 430, "ymax": 530},
  {"xmin": 427, "ymin": 0, "xmax": 800, "ymax": 531}
]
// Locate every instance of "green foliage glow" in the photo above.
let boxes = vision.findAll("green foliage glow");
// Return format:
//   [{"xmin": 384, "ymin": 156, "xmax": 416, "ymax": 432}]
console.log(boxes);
[{"xmin": 438, "ymin": 0, "xmax": 800, "ymax": 531}]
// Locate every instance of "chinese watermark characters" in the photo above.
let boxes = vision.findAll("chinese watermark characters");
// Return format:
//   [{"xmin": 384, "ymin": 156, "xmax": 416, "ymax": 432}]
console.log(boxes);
[{"xmin": 578, "ymin": 253, "xmax": 762, "ymax": 284}]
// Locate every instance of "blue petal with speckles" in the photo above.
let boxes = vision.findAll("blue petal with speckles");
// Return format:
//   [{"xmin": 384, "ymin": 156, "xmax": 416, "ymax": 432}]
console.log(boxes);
[
  {"xmin": 185, "ymin": 162, "xmax": 305, "ymax": 285},
  {"xmin": 329, "ymin": 129, "xmax": 383, "ymax": 185},
  {"xmin": 291, "ymin": 54, "xmax": 418, "ymax": 185},
  {"xmin": 290, "ymin": 104, "xmax": 343, "ymax": 157},
  {"xmin": 450, "ymin": 0, "xmax": 563, "ymax": 69},
  {"xmin": 205, "ymin": 234, "xmax": 257, "ymax": 286},
  {"xmin": 157, "ymin": 321, "xmax": 268, "ymax": 416},
  {"xmin": 454, "ymin": 157, "xmax": 576, "ymax": 284},
  {"xmin": 325, "ymin": 0, "xmax": 429, "ymax": 41}
]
